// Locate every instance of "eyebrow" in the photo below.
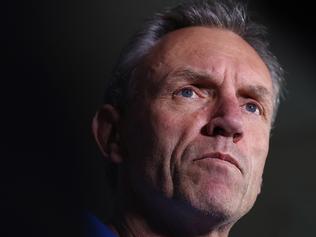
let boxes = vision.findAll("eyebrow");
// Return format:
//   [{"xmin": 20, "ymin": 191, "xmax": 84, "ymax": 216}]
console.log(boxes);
[
  {"xmin": 168, "ymin": 67, "xmax": 214, "ymax": 82},
  {"xmin": 174, "ymin": 66, "xmax": 270, "ymax": 85},
  {"xmin": 160, "ymin": 66, "xmax": 273, "ymax": 103},
  {"xmin": 156, "ymin": 67, "xmax": 217, "ymax": 91},
  {"xmin": 238, "ymin": 85, "xmax": 273, "ymax": 104}
]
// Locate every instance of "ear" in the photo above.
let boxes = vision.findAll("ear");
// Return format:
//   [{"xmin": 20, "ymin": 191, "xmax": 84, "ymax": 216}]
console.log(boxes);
[
  {"xmin": 257, "ymin": 176, "xmax": 263, "ymax": 195},
  {"xmin": 92, "ymin": 104, "xmax": 123, "ymax": 164}
]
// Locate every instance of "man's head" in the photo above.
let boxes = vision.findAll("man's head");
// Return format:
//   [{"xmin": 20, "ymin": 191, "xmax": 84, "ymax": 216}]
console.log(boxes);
[{"xmin": 93, "ymin": 0, "xmax": 283, "ymax": 236}]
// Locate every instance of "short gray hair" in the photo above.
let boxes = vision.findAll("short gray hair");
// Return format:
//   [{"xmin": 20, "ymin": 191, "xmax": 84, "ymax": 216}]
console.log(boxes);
[{"xmin": 104, "ymin": 0, "xmax": 284, "ymax": 122}]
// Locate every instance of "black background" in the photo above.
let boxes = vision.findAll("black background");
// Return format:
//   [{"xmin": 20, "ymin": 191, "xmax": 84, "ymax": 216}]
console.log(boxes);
[{"xmin": 2, "ymin": 1, "xmax": 316, "ymax": 236}]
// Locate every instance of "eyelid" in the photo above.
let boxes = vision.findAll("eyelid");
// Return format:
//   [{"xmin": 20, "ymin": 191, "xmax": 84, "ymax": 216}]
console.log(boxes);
[
  {"xmin": 174, "ymin": 84, "xmax": 215, "ymax": 97},
  {"xmin": 173, "ymin": 86, "xmax": 203, "ymax": 98}
]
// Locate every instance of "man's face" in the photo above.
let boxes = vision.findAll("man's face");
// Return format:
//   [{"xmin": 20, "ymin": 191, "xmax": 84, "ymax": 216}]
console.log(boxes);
[{"xmin": 120, "ymin": 27, "xmax": 274, "ymax": 222}]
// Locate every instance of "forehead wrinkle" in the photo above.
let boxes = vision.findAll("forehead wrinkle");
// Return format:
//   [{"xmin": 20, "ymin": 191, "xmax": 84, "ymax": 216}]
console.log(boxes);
[
  {"xmin": 173, "ymin": 67, "xmax": 214, "ymax": 80},
  {"xmin": 156, "ymin": 66, "xmax": 221, "ymax": 88}
]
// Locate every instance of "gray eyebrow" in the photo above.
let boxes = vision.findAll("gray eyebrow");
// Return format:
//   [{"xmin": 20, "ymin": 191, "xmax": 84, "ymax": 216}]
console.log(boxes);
[
  {"xmin": 239, "ymin": 85, "xmax": 272, "ymax": 102},
  {"xmin": 152, "ymin": 67, "xmax": 215, "ymax": 91},
  {"xmin": 171, "ymin": 67, "xmax": 215, "ymax": 82},
  {"xmin": 159, "ymin": 67, "xmax": 274, "ymax": 105},
  {"xmin": 174, "ymin": 68, "xmax": 273, "ymax": 101}
]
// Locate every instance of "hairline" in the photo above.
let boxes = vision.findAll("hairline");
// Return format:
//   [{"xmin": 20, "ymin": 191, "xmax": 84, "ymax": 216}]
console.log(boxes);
[
  {"xmin": 130, "ymin": 25, "xmax": 276, "ymax": 111},
  {"xmin": 109, "ymin": 0, "xmax": 284, "ymax": 123}
]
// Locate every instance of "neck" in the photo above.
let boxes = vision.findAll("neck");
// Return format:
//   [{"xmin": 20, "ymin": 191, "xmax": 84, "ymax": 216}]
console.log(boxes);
[
  {"xmin": 109, "ymin": 191, "xmax": 233, "ymax": 237},
  {"xmin": 110, "ymin": 172, "xmax": 234, "ymax": 237},
  {"xmin": 110, "ymin": 211, "xmax": 231, "ymax": 237}
]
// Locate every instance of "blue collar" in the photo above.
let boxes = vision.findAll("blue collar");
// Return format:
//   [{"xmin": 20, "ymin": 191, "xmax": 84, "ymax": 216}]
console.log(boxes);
[{"xmin": 85, "ymin": 212, "xmax": 117, "ymax": 237}]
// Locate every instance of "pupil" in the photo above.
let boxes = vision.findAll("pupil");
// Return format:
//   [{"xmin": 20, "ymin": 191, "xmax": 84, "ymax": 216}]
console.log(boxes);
[{"xmin": 181, "ymin": 88, "xmax": 193, "ymax": 97}]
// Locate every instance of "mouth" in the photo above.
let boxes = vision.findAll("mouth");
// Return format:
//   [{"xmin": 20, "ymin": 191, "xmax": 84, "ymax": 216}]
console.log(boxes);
[{"xmin": 194, "ymin": 152, "xmax": 242, "ymax": 173}]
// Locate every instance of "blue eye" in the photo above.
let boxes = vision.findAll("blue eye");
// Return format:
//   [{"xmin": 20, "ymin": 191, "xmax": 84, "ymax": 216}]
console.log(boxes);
[
  {"xmin": 245, "ymin": 103, "xmax": 260, "ymax": 114},
  {"xmin": 180, "ymin": 88, "xmax": 194, "ymax": 98}
]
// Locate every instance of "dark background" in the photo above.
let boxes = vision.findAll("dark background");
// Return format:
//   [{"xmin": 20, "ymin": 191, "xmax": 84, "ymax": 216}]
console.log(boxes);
[{"xmin": 2, "ymin": 0, "xmax": 316, "ymax": 236}]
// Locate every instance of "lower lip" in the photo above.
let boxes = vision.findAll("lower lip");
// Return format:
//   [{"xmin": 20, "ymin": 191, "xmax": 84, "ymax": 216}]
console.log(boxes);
[{"xmin": 194, "ymin": 157, "xmax": 240, "ymax": 172}]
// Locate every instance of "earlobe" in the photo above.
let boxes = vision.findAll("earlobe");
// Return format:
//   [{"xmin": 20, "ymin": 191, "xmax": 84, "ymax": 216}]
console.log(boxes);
[{"xmin": 92, "ymin": 104, "xmax": 123, "ymax": 164}]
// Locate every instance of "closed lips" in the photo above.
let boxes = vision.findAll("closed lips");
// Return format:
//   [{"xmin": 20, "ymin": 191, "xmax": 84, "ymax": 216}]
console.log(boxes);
[{"xmin": 194, "ymin": 152, "xmax": 242, "ymax": 173}]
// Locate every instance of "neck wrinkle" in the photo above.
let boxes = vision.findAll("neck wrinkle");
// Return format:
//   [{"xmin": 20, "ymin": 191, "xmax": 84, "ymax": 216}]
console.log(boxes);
[{"xmin": 110, "ymin": 209, "xmax": 232, "ymax": 237}]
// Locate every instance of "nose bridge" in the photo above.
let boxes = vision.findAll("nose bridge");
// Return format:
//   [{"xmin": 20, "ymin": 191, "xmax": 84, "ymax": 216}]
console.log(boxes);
[
  {"xmin": 205, "ymin": 88, "xmax": 244, "ymax": 143},
  {"xmin": 217, "ymin": 92, "xmax": 241, "ymax": 121}
]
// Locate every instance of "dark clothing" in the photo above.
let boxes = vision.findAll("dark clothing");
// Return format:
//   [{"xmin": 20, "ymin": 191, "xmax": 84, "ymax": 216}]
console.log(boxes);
[{"xmin": 86, "ymin": 212, "xmax": 117, "ymax": 237}]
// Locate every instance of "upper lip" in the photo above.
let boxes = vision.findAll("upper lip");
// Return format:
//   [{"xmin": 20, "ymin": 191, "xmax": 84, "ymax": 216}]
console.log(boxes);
[{"xmin": 194, "ymin": 152, "xmax": 242, "ymax": 173}]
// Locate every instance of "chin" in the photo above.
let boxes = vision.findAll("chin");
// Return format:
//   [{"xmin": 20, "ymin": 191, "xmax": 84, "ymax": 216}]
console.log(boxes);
[
  {"xmin": 174, "ymin": 178, "xmax": 248, "ymax": 225},
  {"xmin": 165, "ymin": 192, "xmax": 239, "ymax": 235}
]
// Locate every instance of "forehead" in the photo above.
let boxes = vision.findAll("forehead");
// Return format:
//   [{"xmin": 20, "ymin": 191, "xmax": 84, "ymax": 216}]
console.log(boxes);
[{"xmin": 142, "ymin": 26, "xmax": 272, "ymax": 91}]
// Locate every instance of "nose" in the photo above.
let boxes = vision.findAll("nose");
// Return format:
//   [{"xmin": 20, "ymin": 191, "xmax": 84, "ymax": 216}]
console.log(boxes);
[{"xmin": 204, "ymin": 96, "xmax": 244, "ymax": 143}]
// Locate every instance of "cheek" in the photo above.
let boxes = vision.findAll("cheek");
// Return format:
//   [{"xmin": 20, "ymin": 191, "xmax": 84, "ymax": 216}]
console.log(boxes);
[
  {"xmin": 245, "ymin": 118, "xmax": 270, "ymax": 159},
  {"xmin": 240, "ymin": 118, "xmax": 269, "ymax": 173},
  {"xmin": 236, "ymin": 127, "xmax": 269, "ymax": 214},
  {"xmin": 150, "ymin": 99, "xmax": 206, "ymax": 142},
  {"xmin": 153, "ymin": 110, "xmax": 180, "ymax": 135},
  {"xmin": 244, "ymin": 123, "xmax": 270, "ymax": 193},
  {"xmin": 123, "ymin": 104, "xmax": 188, "ymax": 195},
  {"xmin": 148, "ymin": 104, "xmax": 197, "ymax": 165},
  {"xmin": 144, "ymin": 103, "xmax": 207, "ymax": 192},
  {"xmin": 251, "ymin": 127, "xmax": 269, "ymax": 168}
]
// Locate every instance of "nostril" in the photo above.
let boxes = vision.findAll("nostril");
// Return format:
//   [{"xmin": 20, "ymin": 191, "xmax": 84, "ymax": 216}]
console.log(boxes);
[
  {"xmin": 213, "ymin": 126, "xmax": 226, "ymax": 136},
  {"xmin": 212, "ymin": 126, "xmax": 242, "ymax": 142},
  {"xmin": 233, "ymin": 132, "xmax": 243, "ymax": 143}
]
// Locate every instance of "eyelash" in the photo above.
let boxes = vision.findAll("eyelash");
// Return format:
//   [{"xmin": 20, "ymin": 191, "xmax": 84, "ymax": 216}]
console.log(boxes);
[
  {"xmin": 173, "ymin": 87, "xmax": 200, "ymax": 99},
  {"xmin": 175, "ymin": 87, "xmax": 198, "ymax": 98},
  {"xmin": 175, "ymin": 85, "xmax": 214, "ymax": 99}
]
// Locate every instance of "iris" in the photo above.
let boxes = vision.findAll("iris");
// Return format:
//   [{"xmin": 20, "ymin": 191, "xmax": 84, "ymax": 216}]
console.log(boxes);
[
  {"xmin": 180, "ymin": 88, "xmax": 194, "ymax": 98},
  {"xmin": 245, "ymin": 103, "xmax": 259, "ymax": 114}
]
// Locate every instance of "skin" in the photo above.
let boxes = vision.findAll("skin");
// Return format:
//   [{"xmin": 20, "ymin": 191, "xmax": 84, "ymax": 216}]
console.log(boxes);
[{"xmin": 93, "ymin": 26, "xmax": 274, "ymax": 237}]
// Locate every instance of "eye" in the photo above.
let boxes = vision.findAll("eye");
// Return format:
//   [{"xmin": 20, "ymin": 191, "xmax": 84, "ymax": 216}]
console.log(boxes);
[
  {"xmin": 175, "ymin": 87, "xmax": 198, "ymax": 98},
  {"xmin": 243, "ymin": 102, "xmax": 261, "ymax": 115}
]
